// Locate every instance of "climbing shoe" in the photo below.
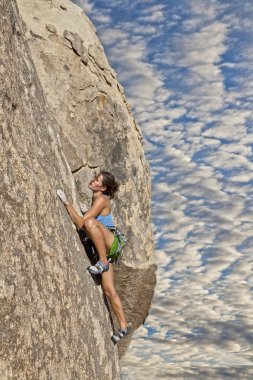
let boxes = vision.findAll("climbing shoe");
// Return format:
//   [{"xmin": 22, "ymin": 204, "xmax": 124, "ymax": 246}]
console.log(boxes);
[
  {"xmin": 87, "ymin": 260, "xmax": 109, "ymax": 274},
  {"xmin": 111, "ymin": 325, "xmax": 132, "ymax": 344}
]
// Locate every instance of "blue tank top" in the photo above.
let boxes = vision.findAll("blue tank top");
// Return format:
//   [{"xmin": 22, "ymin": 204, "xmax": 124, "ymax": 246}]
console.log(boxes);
[{"xmin": 96, "ymin": 213, "xmax": 115, "ymax": 228}]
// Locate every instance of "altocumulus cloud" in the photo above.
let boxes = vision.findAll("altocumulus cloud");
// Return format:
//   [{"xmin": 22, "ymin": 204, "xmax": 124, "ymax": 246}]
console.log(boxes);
[{"xmin": 72, "ymin": 0, "xmax": 253, "ymax": 378}]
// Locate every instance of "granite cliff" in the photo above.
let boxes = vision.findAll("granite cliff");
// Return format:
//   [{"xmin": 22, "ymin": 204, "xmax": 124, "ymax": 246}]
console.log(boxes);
[{"xmin": 0, "ymin": 0, "xmax": 156, "ymax": 378}]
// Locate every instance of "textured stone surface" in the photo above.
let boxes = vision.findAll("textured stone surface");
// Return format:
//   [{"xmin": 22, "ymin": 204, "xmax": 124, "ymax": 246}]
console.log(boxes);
[
  {"xmin": 16, "ymin": 0, "xmax": 157, "ymax": 357},
  {"xmin": 16, "ymin": 0, "xmax": 155, "ymax": 262},
  {"xmin": 0, "ymin": 1, "xmax": 120, "ymax": 378},
  {"xmin": 1, "ymin": 1, "xmax": 156, "ymax": 377}
]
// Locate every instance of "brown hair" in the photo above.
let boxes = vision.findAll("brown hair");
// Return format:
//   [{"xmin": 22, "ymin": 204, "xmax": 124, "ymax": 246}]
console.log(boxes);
[{"xmin": 100, "ymin": 171, "xmax": 119, "ymax": 199}]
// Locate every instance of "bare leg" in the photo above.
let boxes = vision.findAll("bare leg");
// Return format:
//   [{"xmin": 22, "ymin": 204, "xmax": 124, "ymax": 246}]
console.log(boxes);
[
  {"xmin": 101, "ymin": 264, "xmax": 128, "ymax": 329},
  {"xmin": 83, "ymin": 218, "xmax": 114, "ymax": 263}
]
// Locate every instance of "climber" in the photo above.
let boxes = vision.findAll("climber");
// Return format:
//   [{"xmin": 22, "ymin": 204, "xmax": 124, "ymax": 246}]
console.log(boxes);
[{"xmin": 57, "ymin": 171, "xmax": 131, "ymax": 344}]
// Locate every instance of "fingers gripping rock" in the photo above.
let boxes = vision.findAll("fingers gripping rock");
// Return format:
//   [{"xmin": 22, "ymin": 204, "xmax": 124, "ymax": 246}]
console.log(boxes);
[{"xmin": 57, "ymin": 189, "xmax": 68, "ymax": 205}]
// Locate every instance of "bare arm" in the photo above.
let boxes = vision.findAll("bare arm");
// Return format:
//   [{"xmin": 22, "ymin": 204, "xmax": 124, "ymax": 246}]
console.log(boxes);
[
  {"xmin": 57, "ymin": 190, "xmax": 106, "ymax": 229},
  {"xmin": 64, "ymin": 203, "xmax": 85, "ymax": 229}
]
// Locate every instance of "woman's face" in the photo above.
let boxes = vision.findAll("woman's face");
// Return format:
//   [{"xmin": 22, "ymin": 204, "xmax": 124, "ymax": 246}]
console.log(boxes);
[{"xmin": 88, "ymin": 174, "xmax": 106, "ymax": 193}]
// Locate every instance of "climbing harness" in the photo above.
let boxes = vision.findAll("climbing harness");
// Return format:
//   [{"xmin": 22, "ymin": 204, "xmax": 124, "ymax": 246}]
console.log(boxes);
[{"xmin": 107, "ymin": 227, "xmax": 126, "ymax": 264}]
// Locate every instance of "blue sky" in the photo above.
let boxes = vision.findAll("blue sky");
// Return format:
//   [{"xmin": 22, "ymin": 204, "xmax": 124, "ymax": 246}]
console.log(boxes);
[{"xmin": 72, "ymin": 1, "xmax": 253, "ymax": 378}]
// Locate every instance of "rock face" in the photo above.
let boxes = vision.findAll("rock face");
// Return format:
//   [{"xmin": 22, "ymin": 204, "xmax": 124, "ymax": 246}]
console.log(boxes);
[
  {"xmin": 16, "ymin": 0, "xmax": 156, "ymax": 354},
  {"xmin": 1, "ymin": 1, "xmax": 121, "ymax": 379},
  {"xmin": 0, "ymin": 0, "xmax": 156, "ymax": 377}
]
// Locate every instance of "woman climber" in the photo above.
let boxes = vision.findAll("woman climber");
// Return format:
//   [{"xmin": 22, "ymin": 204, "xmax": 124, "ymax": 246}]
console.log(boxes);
[{"xmin": 57, "ymin": 171, "xmax": 131, "ymax": 343}]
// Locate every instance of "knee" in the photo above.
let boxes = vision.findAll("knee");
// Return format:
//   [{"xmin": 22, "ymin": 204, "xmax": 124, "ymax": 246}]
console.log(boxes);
[
  {"xmin": 103, "ymin": 286, "xmax": 117, "ymax": 300},
  {"xmin": 83, "ymin": 217, "xmax": 96, "ymax": 231}
]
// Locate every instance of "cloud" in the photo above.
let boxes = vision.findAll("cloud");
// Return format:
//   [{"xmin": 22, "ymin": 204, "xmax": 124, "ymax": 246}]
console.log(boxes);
[
  {"xmin": 91, "ymin": 13, "xmax": 111, "ymax": 24},
  {"xmin": 136, "ymin": 4, "xmax": 167, "ymax": 24},
  {"xmin": 129, "ymin": 24, "xmax": 158, "ymax": 35},
  {"xmin": 72, "ymin": 0, "xmax": 93, "ymax": 13},
  {"xmin": 97, "ymin": 28, "xmax": 129, "ymax": 45}
]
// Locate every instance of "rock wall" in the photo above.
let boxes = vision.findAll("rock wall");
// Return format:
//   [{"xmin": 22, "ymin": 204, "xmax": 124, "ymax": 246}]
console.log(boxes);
[
  {"xmin": 0, "ymin": 0, "xmax": 122, "ymax": 378},
  {"xmin": 0, "ymin": 0, "xmax": 156, "ymax": 377},
  {"xmin": 16, "ymin": 0, "xmax": 157, "ymax": 356},
  {"xmin": 16, "ymin": 0, "xmax": 154, "ymax": 266}
]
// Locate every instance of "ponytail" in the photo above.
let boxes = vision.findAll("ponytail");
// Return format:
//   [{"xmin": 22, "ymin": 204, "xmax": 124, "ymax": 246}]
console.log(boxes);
[{"xmin": 100, "ymin": 171, "xmax": 119, "ymax": 199}]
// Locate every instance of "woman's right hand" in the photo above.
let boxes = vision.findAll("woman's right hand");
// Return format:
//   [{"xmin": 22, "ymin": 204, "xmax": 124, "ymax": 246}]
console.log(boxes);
[{"xmin": 57, "ymin": 189, "xmax": 69, "ymax": 205}]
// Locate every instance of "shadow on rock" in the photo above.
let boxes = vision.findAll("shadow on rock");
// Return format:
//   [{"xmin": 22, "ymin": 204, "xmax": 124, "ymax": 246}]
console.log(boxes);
[{"xmin": 77, "ymin": 229, "xmax": 101, "ymax": 286}]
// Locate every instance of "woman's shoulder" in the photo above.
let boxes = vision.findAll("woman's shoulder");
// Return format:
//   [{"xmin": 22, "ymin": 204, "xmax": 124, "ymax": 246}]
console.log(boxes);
[
  {"xmin": 91, "ymin": 194, "xmax": 109, "ymax": 215},
  {"xmin": 94, "ymin": 193, "xmax": 110, "ymax": 206},
  {"xmin": 103, "ymin": 194, "xmax": 111, "ymax": 207},
  {"xmin": 102, "ymin": 194, "xmax": 110, "ymax": 200},
  {"xmin": 101, "ymin": 194, "xmax": 111, "ymax": 211}
]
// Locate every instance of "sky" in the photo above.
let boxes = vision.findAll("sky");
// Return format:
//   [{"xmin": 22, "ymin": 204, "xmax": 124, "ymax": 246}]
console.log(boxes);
[{"xmin": 72, "ymin": 1, "xmax": 253, "ymax": 379}]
